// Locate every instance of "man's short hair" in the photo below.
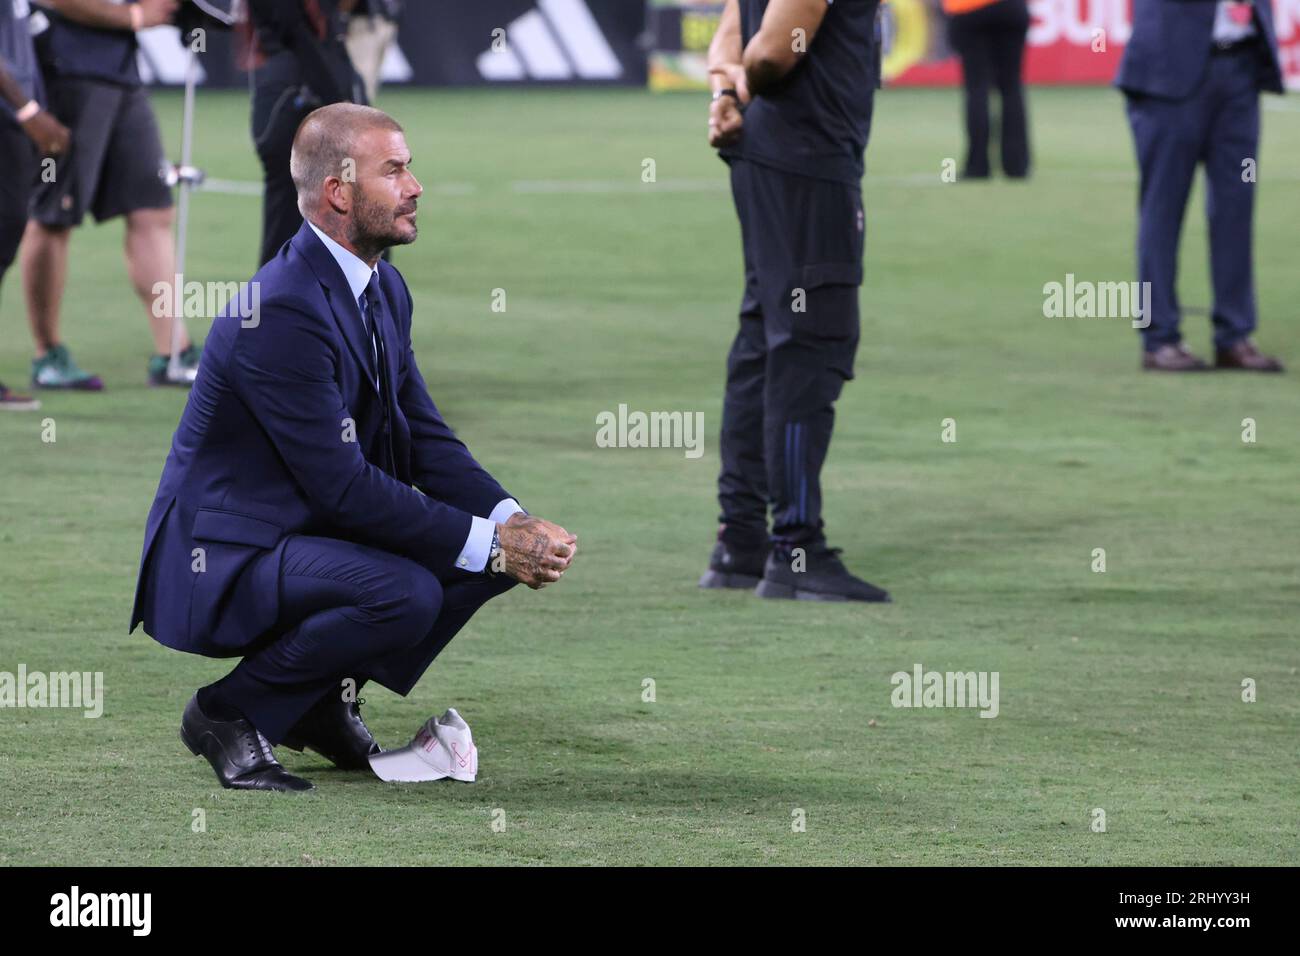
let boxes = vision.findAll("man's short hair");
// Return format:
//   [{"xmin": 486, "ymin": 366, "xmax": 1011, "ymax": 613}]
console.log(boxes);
[{"xmin": 290, "ymin": 104, "xmax": 405, "ymax": 217}]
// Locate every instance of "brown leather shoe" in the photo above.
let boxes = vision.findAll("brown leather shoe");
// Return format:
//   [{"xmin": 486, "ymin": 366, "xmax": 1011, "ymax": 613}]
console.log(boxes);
[
  {"xmin": 1215, "ymin": 339, "xmax": 1284, "ymax": 372},
  {"xmin": 1142, "ymin": 343, "xmax": 1209, "ymax": 371}
]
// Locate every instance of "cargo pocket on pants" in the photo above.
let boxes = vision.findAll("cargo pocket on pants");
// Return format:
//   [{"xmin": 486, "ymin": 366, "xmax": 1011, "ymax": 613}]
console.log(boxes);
[{"xmin": 794, "ymin": 261, "xmax": 863, "ymax": 380}]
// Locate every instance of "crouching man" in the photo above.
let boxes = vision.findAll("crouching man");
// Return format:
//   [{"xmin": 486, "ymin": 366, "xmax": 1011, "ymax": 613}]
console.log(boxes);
[{"xmin": 130, "ymin": 103, "xmax": 576, "ymax": 792}]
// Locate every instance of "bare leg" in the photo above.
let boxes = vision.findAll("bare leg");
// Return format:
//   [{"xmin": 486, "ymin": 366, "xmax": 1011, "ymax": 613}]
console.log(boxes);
[
  {"xmin": 21, "ymin": 220, "xmax": 70, "ymax": 357},
  {"xmin": 125, "ymin": 206, "xmax": 190, "ymax": 355}
]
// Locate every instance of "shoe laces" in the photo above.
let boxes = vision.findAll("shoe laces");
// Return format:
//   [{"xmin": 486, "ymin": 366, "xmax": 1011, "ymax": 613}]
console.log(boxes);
[{"xmin": 247, "ymin": 728, "xmax": 277, "ymax": 765}]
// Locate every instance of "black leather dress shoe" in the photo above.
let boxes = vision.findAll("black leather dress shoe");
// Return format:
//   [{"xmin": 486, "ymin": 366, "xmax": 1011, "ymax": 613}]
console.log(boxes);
[
  {"xmin": 180, "ymin": 695, "xmax": 314, "ymax": 792},
  {"xmin": 280, "ymin": 691, "xmax": 380, "ymax": 770}
]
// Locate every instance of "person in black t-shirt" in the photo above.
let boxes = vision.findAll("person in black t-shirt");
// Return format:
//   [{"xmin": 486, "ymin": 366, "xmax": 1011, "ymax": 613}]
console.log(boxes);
[
  {"xmin": 700, "ymin": 0, "xmax": 891, "ymax": 603},
  {"xmin": 240, "ymin": 0, "xmax": 363, "ymax": 267},
  {"xmin": 0, "ymin": 0, "xmax": 68, "ymax": 409},
  {"xmin": 22, "ymin": 0, "xmax": 203, "ymax": 390}
]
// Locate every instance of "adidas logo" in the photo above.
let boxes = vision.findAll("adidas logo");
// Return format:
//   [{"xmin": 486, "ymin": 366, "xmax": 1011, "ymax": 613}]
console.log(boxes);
[{"xmin": 477, "ymin": 0, "xmax": 623, "ymax": 82}]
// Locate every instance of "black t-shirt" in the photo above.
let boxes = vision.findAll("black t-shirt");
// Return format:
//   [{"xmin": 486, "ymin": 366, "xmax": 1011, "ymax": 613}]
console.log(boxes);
[
  {"xmin": 721, "ymin": 0, "xmax": 880, "ymax": 185},
  {"xmin": 37, "ymin": 2, "xmax": 141, "ymax": 88},
  {"xmin": 0, "ymin": 0, "xmax": 43, "ymax": 111},
  {"xmin": 249, "ymin": 0, "xmax": 357, "ymax": 104}
]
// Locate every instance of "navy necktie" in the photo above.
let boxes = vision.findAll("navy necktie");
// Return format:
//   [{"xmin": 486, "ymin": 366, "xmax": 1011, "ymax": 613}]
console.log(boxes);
[
  {"xmin": 359, "ymin": 276, "xmax": 383, "ymax": 388},
  {"xmin": 360, "ymin": 275, "xmax": 395, "ymax": 474}
]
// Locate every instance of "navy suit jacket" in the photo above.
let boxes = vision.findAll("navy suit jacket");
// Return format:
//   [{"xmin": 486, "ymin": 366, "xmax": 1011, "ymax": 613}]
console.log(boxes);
[
  {"xmin": 1116, "ymin": 0, "xmax": 1284, "ymax": 98},
  {"xmin": 130, "ymin": 222, "xmax": 512, "ymax": 657}
]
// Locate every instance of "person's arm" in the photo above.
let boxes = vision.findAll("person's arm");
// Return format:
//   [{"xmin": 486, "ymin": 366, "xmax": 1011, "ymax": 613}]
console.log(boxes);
[
  {"xmin": 0, "ymin": 58, "xmax": 69, "ymax": 154},
  {"xmin": 742, "ymin": 0, "xmax": 830, "ymax": 97},
  {"xmin": 396, "ymin": 340, "xmax": 576, "ymax": 588},
  {"xmin": 35, "ymin": 0, "xmax": 177, "ymax": 32},
  {"xmin": 397, "ymin": 348, "xmax": 516, "ymax": 512},
  {"xmin": 707, "ymin": 0, "xmax": 748, "ymax": 148},
  {"xmin": 391, "ymin": 279, "xmax": 576, "ymax": 587},
  {"xmin": 228, "ymin": 295, "xmax": 481, "ymax": 577},
  {"xmin": 388, "ymin": 275, "xmax": 514, "ymax": 517},
  {"xmin": 708, "ymin": 0, "xmax": 746, "ymax": 98},
  {"xmin": 258, "ymin": 0, "xmax": 353, "ymax": 103}
]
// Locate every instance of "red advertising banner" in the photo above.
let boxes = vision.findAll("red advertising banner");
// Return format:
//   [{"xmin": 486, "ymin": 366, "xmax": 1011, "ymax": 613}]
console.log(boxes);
[{"xmin": 887, "ymin": 0, "xmax": 1300, "ymax": 89}]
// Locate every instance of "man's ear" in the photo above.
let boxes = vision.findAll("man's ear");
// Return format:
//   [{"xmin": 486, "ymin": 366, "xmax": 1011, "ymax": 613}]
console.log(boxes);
[{"xmin": 323, "ymin": 176, "xmax": 351, "ymax": 215}]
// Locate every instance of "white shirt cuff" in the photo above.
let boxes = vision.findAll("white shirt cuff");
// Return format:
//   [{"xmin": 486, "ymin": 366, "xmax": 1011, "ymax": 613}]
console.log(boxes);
[
  {"xmin": 454, "ymin": 499, "xmax": 524, "ymax": 573},
  {"xmin": 489, "ymin": 497, "xmax": 525, "ymax": 525}
]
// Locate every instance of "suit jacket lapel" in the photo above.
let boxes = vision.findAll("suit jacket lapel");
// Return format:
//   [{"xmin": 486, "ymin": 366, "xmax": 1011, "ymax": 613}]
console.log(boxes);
[{"xmin": 292, "ymin": 223, "xmax": 381, "ymax": 400}]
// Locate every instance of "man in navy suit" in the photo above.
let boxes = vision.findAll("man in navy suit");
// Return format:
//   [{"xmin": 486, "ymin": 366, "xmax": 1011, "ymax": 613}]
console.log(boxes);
[
  {"xmin": 1117, "ymin": 0, "xmax": 1285, "ymax": 372},
  {"xmin": 130, "ymin": 103, "xmax": 578, "ymax": 792}
]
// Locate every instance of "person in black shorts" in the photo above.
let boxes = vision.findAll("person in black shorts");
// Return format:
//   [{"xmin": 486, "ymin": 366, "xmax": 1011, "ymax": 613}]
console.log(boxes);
[
  {"xmin": 1, "ymin": 0, "xmax": 68, "ymax": 409},
  {"xmin": 21, "ymin": 0, "xmax": 201, "ymax": 390},
  {"xmin": 700, "ymin": 0, "xmax": 890, "ymax": 602}
]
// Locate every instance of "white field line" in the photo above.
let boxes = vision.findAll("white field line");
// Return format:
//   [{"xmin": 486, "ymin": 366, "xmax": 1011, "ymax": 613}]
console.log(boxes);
[{"xmin": 195, "ymin": 165, "xmax": 1300, "ymax": 198}]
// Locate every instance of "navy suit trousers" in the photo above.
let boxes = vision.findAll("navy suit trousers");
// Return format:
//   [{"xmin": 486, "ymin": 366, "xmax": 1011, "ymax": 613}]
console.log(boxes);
[
  {"xmin": 1126, "ymin": 46, "xmax": 1263, "ymax": 351},
  {"xmin": 212, "ymin": 535, "xmax": 514, "ymax": 743}
]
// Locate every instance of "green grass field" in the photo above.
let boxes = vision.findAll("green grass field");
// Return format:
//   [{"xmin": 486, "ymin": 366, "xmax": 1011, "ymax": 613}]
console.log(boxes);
[{"xmin": 1, "ymin": 87, "xmax": 1297, "ymax": 866}]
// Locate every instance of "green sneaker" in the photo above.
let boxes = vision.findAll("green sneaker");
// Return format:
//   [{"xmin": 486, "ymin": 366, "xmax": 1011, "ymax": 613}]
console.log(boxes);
[
  {"xmin": 31, "ymin": 344, "xmax": 104, "ymax": 391},
  {"xmin": 148, "ymin": 343, "xmax": 201, "ymax": 388}
]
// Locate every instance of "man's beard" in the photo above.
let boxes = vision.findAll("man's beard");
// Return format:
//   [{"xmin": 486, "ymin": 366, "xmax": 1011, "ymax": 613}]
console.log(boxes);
[{"xmin": 347, "ymin": 186, "xmax": 418, "ymax": 261}]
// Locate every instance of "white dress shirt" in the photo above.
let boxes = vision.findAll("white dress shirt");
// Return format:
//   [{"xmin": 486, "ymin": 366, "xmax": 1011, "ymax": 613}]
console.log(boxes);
[
  {"xmin": 1213, "ymin": 2, "xmax": 1258, "ymax": 45},
  {"xmin": 307, "ymin": 220, "xmax": 522, "ymax": 573}
]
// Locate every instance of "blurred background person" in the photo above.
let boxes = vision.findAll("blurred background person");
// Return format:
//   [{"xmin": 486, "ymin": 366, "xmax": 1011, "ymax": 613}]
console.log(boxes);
[
  {"xmin": 341, "ymin": 0, "xmax": 400, "ymax": 104},
  {"xmin": 944, "ymin": 0, "xmax": 1030, "ymax": 179},
  {"xmin": 21, "ymin": 0, "xmax": 201, "ymax": 390},
  {"xmin": 1118, "ymin": 0, "xmax": 1285, "ymax": 372},
  {"xmin": 242, "ymin": 0, "xmax": 364, "ymax": 267},
  {"xmin": 1, "ymin": 0, "xmax": 68, "ymax": 409}
]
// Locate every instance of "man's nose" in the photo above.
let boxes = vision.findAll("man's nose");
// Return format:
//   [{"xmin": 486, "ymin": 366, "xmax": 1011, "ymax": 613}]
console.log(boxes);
[{"xmin": 406, "ymin": 173, "xmax": 424, "ymax": 198}]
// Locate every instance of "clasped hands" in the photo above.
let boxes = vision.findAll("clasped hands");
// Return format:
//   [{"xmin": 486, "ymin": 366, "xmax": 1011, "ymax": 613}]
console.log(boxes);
[{"xmin": 495, "ymin": 513, "xmax": 577, "ymax": 589}]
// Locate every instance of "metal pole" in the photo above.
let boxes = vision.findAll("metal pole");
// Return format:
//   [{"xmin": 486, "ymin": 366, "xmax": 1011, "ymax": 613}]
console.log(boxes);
[{"xmin": 169, "ymin": 43, "xmax": 200, "ymax": 377}]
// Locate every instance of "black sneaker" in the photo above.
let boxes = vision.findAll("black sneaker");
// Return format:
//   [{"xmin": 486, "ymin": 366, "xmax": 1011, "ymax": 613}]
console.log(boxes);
[
  {"xmin": 756, "ymin": 543, "xmax": 891, "ymax": 603},
  {"xmin": 698, "ymin": 537, "xmax": 769, "ymax": 590}
]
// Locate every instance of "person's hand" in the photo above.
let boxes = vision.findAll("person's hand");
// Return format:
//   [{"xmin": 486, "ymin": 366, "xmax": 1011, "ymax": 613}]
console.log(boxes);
[
  {"xmin": 20, "ymin": 110, "xmax": 69, "ymax": 156},
  {"xmin": 715, "ymin": 62, "xmax": 750, "ymax": 105},
  {"xmin": 709, "ymin": 92, "xmax": 744, "ymax": 148},
  {"xmin": 137, "ymin": 0, "xmax": 180, "ymax": 29},
  {"xmin": 496, "ymin": 513, "xmax": 576, "ymax": 589},
  {"xmin": 708, "ymin": 63, "xmax": 749, "ymax": 149}
]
